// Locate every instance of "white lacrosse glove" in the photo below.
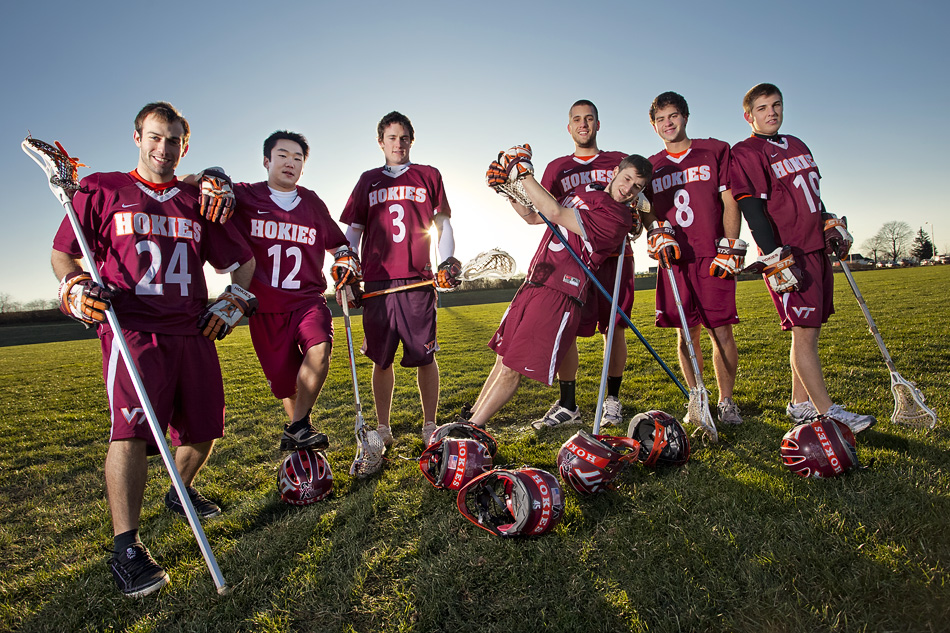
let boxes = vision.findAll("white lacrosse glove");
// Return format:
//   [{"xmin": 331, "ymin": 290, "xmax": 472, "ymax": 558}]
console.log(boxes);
[
  {"xmin": 646, "ymin": 221, "xmax": 681, "ymax": 269},
  {"xmin": 745, "ymin": 246, "xmax": 800, "ymax": 293},
  {"xmin": 198, "ymin": 284, "xmax": 257, "ymax": 340},
  {"xmin": 821, "ymin": 213, "xmax": 852, "ymax": 258},
  {"xmin": 58, "ymin": 272, "xmax": 117, "ymax": 325},
  {"xmin": 496, "ymin": 144, "xmax": 533, "ymax": 182},
  {"xmin": 198, "ymin": 167, "xmax": 235, "ymax": 224},
  {"xmin": 709, "ymin": 238, "xmax": 749, "ymax": 279}
]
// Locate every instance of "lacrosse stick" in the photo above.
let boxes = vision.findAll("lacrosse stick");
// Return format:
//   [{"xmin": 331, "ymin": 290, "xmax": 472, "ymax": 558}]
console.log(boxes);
[
  {"xmin": 665, "ymin": 267, "xmax": 718, "ymax": 443},
  {"xmin": 362, "ymin": 249, "xmax": 519, "ymax": 299},
  {"xmin": 340, "ymin": 290, "xmax": 385, "ymax": 476},
  {"xmin": 592, "ymin": 239, "xmax": 626, "ymax": 435},
  {"xmin": 837, "ymin": 257, "xmax": 940, "ymax": 429},
  {"xmin": 22, "ymin": 136, "xmax": 229, "ymax": 594},
  {"xmin": 495, "ymin": 179, "xmax": 688, "ymax": 397}
]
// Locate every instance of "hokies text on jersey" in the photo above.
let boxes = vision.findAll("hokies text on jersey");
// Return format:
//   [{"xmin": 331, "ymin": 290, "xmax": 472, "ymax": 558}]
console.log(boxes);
[
  {"xmin": 559, "ymin": 169, "xmax": 615, "ymax": 195},
  {"xmin": 115, "ymin": 212, "xmax": 202, "ymax": 242},
  {"xmin": 770, "ymin": 153, "xmax": 817, "ymax": 179},
  {"xmin": 249, "ymin": 219, "xmax": 317, "ymax": 246},
  {"xmin": 368, "ymin": 185, "xmax": 429, "ymax": 207},
  {"xmin": 651, "ymin": 165, "xmax": 712, "ymax": 195}
]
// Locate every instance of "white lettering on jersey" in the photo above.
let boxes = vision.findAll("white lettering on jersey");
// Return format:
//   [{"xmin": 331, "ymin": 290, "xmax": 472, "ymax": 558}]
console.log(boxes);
[
  {"xmin": 770, "ymin": 153, "xmax": 817, "ymax": 179},
  {"xmin": 650, "ymin": 165, "xmax": 712, "ymax": 195},
  {"xmin": 115, "ymin": 212, "xmax": 201, "ymax": 243},
  {"xmin": 249, "ymin": 219, "xmax": 317, "ymax": 246},
  {"xmin": 559, "ymin": 169, "xmax": 614, "ymax": 194},
  {"xmin": 369, "ymin": 185, "xmax": 428, "ymax": 206}
]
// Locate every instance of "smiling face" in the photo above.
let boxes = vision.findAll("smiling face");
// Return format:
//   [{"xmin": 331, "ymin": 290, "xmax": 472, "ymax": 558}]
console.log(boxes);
[
  {"xmin": 568, "ymin": 103, "xmax": 600, "ymax": 151},
  {"xmin": 378, "ymin": 123, "xmax": 412, "ymax": 166},
  {"xmin": 133, "ymin": 113, "xmax": 187, "ymax": 183},
  {"xmin": 652, "ymin": 104, "xmax": 688, "ymax": 145},
  {"xmin": 606, "ymin": 166, "xmax": 648, "ymax": 205},
  {"xmin": 264, "ymin": 139, "xmax": 305, "ymax": 191},
  {"xmin": 745, "ymin": 93, "xmax": 784, "ymax": 136}
]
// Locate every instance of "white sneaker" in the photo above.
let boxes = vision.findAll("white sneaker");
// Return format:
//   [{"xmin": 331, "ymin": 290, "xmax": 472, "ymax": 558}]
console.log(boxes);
[
  {"xmin": 786, "ymin": 400, "xmax": 819, "ymax": 425},
  {"xmin": 825, "ymin": 403, "xmax": 877, "ymax": 434},
  {"xmin": 531, "ymin": 401, "xmax": 581, "ymax": 430},
  {"xmin": 422, "ymin": 421, "xmax": 438, "ymax": 445},
  {"xmin": 717, "ymin": 398, "xmax": 743, "ymax": 425},
  {"xmin": 376, "ymin": 425, "xmax": 394, "ymax": 448},
  {"xmin": 602, "ymin": 396, "xmax": 623, "ymax": 427}
]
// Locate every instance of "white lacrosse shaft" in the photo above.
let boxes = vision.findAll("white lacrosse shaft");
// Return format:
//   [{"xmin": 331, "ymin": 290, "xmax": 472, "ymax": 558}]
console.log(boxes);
[
  {"xmin": 593, "ymin": 239, "xmax": 626, "ymax": 435},
  {"xmin": 22, "ymin": 140, "xmax": 229, "ymax": 594},
  {"xmin": 340, "ymin": 294, "xmax": 369, "ymax": 474},
  {"xmin": 665, "ymin": 266, "xmax": 718, "ymax": 443}
]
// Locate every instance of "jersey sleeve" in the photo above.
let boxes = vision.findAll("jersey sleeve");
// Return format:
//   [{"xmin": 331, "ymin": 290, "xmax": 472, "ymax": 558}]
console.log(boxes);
[
  {"xmin": 729, "ymin": 142, "xmax": 769, "ymax": 201},
  {"xmin": 716, "ymin": 141, "xmax": 731, "ymax": 192},
  {"xmin": 340, "ymin": 174, "xmax": 368, "ymax": 226},
  {"xmin": 204, "ymin": 218, "xmax": 254, "ymax": 273},
  {"xmin": 540, "ymin": 160, "xmax": 559, "ymax": 197},
  {"xmin": 52, "ymin": 174, "xmax": 103, "ymax": 259}
]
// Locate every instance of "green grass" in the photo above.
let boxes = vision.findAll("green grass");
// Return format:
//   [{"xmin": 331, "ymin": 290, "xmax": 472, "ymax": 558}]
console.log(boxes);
[{"xmin": 1, "ymin": 266, "xmax": 948, "ymax": 632}]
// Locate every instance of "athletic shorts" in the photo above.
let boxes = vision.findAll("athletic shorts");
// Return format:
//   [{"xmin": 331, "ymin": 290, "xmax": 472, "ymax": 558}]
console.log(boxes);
[
  {"xmin": 250, "ymin": 301, "xmax": 334, "ymax": 399},
  {"xmin": 361, "ymin": 278, "xmax": 438, "ymax": 369},
  {"xmin": 488, "ymin": 284, "xmax": 581, "ymax": 386},
  {"xmin": 102, "ymin": 329, "xmax": 224, "ymax": 455},
  {"xmin": 577, "ymin": 254, "xmax": 635, "ymax": 337},
  {"xmin": 767, "ymin": 249, "xmax": 834, "ymax": 330},
  {"xmin": 655, "ymin": 257, "xmax": 739, "ymax": 330}
]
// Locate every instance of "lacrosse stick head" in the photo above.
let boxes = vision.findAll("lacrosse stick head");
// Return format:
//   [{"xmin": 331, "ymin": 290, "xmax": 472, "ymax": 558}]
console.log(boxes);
[
  {"xmin": 627, "ymin": 411, "xmax": 691, "ymax": 467},
  {"xmin": 350, "ymin": 429, "xmax": 385, "ymax": 478},
  {"xmin": 277, "ymin": 449, "xmax": 333, "ymax": 505},
  {"xmin": 781, "ymin": 417, "xmax": 858, "ymax": 478},
  {"xmin": 493, "ymin": 178, "xmax": 535, "ymax": 209},
  {"xmin": 685, "ymin": 387, "xmax": 719, "ymax": 443},
  {"xmin": 456, "ymin": 468, "xmax": 564, "ymax": 537},
  {"xmin": 419, "ymin": 437, "xmax": 493, "ymax": 490},
  {"xmin": 21, "ymin": 137, "xmax": 84, "ymax": 204},
  {"xmin": 890, "ymin": 374, "xmax": 940, "ymax": 430},
  {"xmin": 456, "ymin": 249, "xmax": 518, "ymax": 282},
  {"xmin": 556, "ymin": 431, "xmax": 640, "ymax": 495}
]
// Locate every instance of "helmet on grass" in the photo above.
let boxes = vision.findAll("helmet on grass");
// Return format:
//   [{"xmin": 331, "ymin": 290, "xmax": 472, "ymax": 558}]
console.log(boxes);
[
  {"xmin": 419, "ymin": 437, "xmax": 493, "ymax": 490},
  {"xmin": 781, "ymin": 417, "xmax": 858, "ymax": 478},
  {"xmin": 277, "ymin": 449, "xmax": 333, "ymax": 505},
  {"xmin": 456, "ymin": 468, "xmax": 564, "ymax": 537},
  {"xmin": 626, "ymin": 410, "xmax": 690, "ymax": 467},
  {"xmin": 556, "ymin": 430, "xmax": 640, "ymax": 494}
]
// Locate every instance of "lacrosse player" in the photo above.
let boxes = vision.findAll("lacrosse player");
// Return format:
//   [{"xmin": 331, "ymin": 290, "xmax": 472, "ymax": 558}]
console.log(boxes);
[
  {"xmin": 50, "ymin": 102, "xmax": 255, "ymax": 597},
  {"xmin": 465, "ymin": 149, "xmax": 651, "ymax": 430},
  {"xmin": 642, "ymin": 91, "xmax": 745, "ymax": 426},
  {"xmin": 198, "ymin": 131, "xmax": 354, "ymax": 452},
  {"xmin": 532, "ymin": 100, "xmax": 635, "ymax": 428},
  {"xmin": 339, "ymin": 111, "xmax": 459, "ymax": 446},
  {"xmin": 730, "ymin": 83, "xmax": 876, "ymax": 433}
]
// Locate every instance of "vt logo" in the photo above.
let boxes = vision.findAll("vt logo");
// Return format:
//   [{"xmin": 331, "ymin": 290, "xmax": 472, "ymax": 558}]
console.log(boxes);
[
  {"xmin": 121, "ymin": 407, "xmax": 145, "ymax": 426},
  {"xmin": 792, "ymin": 306, "xmax": 816, "ymax": 318}
]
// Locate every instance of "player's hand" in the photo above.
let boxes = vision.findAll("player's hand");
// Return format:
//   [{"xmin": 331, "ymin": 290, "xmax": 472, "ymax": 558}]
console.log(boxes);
[
  {"xmin": 486, "ymin": 160, "xmax": 508, "ymax": 191},
  {"xmin": 335, "ymin": 282, "xmax": 362, "ymax": 309},
  {"xmin": 744, "ymin": 246, "xmax": 800, "ymax": 293},
  {"xmin": 436, "ymin": 257, "xmax": 463, "ymax": 289},
  {"xmin": 197, "ymin": 284, "xmax": 258, "ymax": 340},
  {"xmin": 629, "ymin": 193, "xmax": 649, "ymax": 239},
  {"xmin": 646, "ymin": 221, "xmax": 681, "ymax": 269},
  {"xmin": 709, "ymin": 238, "xmax": 749, "ymax": 279},
  {"xmin": 198, "ymin": 167, "xmax": 235, "ymax": 224},
  {"xmin": 58, "ymin": 272, "xmax": 117, "ymax": 325},
  {"xmin": 821, "ymin": 212, "xmax": 852, "ymax": 259},
  {"xmin": 497, "ymin": 144, "xmax": 533, "ymax": 181},
  {"xmin": 331, "ymin": 247, "xmax": 362, "ymax": 288}
]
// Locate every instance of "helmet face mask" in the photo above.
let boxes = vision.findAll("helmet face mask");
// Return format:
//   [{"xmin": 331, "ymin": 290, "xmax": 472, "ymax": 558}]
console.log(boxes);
[
  {"xmin": 626, "ymin": 411, "xmax": 691, "ymax": 467},
  {"xmin": 277, "ymin": 449, "xmax": 333, "ymax": 505},
  {"xmin": 419, "ymin": 437, "xmax": 493, "ymax": 490},
  {"xmin": 781, "ymin": 417, "xmax": 859, "ymax": 478},
  {"xmin": 456, "ymin": 468, "xmax": 564, "ymax": 537},
  {"xmin": 557, "ymin": 430, "xmax": 640, "ymax": 494},
  {"xmin": 428, "ymin": 422, "xmax": 498, "ymax": 456}
]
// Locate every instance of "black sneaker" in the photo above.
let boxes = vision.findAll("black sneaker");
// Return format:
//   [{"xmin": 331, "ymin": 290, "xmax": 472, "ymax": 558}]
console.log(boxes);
[
  {"xmin": 280, "ymin": 418, "xmax": 329, "ymax": 451},
  {"xmin": 107, "ymin": 543, "xmax": 169, "ymax": 598},
  {"xmin": 164, "ymin": 486, "xmax": 222, "ymax": 518}
]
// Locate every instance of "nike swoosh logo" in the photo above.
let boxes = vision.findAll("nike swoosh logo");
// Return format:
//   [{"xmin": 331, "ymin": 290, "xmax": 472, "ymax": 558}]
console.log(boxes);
[
  {"xmin": 770, "ymin": 153, "xmax": 779, "ymax": 157},
  {"xmin": 371, "ymin": 182, "xmax": 381, "ymax": 187},
  {"xmin": 257, "ymin": 210, "xmax": 270, "ymax": 215},
  {"xmin": 523, "ymin": 367, "xmax": 535, "ymax": 373},
  {"xmin": 121, "ymin": 203, "xmax": 139, "ymax": 208}
]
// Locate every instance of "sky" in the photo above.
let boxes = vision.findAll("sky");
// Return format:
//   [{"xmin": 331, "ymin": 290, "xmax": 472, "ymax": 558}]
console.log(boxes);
[{"xmin": 2, "ymin": 0, "xmax": 948, "ymax": 303}]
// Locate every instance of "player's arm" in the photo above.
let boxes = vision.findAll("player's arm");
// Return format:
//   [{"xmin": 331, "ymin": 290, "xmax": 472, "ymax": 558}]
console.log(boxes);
[
  {"xmin": 721, "ymin": 190, "xmax": 741, "ymax": 240},
  {"xmin": 516, "ymin": 176, "xmax": 584, "ymax": 236},
  {"xmin": 736, "ymin": 195, "xmax": 778, "ymax": 253},
  {"xmin": 343, "ymin": 224, "xmax": 363, "ymax": 254},
  {"xmin": 51, "ymin": 249, "xmax": 116, "ymax": 325}
]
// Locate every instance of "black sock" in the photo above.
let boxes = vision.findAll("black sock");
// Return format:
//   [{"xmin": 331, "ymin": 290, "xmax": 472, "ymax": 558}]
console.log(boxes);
[
  {"xmin": 288, "ymin": 409, "xmax": 313, "ymax": 431},
  {"xmin": 607, "ymin": 376, "xmax": 622, "ymax": 398},
  {"xmin": 559, "ymin": 380, "xmax": 577, "ymax": 410},
  {"xmin": 114, "ymin": 529, "xmax": 140, "ymax": 555}
]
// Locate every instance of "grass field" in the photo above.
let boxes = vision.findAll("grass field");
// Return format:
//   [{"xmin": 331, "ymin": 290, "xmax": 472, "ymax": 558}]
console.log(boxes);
[{"xmin": 1, "ymin": 266, "xmax": 948, "ymax": 632}]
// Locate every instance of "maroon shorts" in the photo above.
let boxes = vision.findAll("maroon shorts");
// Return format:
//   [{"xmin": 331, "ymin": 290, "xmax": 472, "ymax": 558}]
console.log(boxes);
[
  {"xmin": 767, "ymin": 249, "xmax": 834, "ymax": 330},
  {"xmin": 250, "ymin": 301, "xmax": 334, "ymax": 399},
  {"xmin": 655, "ymin": 257, "xmax": 739, "ymax": 330},
  {"xmin": 102, "ymin": 329, "xmax": 225, "ymax": 454},
  {"xmin": 488, "ymin": 285, "xmax": 581, "ymax": 386},
  {"xmin": 361, "ymin": 278, "xmax": 438, "ymax": 369},
  {"xmin": 577, "ymin": 254, "xmax": 635, "ymax": 337}
]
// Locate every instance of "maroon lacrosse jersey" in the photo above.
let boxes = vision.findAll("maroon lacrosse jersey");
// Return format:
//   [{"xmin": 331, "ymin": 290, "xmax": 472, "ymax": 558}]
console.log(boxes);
[
  {"xmin": 541, "ymin": 151, "xmax": 626, "ymax": 199},
  {"xmin": 730, "ymin": 134, "xmax": 825, "ymax": 254},
  {"xmin": 52, "ymin": 171, "xmax": 252, "ymax": 335},
  {"xmin": 647, "ymin": 138, "xmax": 730, "ymax": 261},
  {"xmin": 232, "ymin": 182, "xmax": 347, "ymax": 313},
  {"xmin": 526, "ymin": 185, "xmax": 632, "ymax": 302},
  {"xmin": 339, "ymin": 163, "xmax": 446, "ymax": 282}
]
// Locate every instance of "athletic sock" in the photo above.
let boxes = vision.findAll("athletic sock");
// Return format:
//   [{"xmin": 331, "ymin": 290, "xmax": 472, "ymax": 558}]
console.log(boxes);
[
  {"xmin": 287, "ymin": 409, "xmax": 313, "ymax": 432},
  {"xmin": 113, "ymin": 529, "xmax": 140, "ymax": 555},
  {"xmin": 607, "ymin": 376, "xmax": 623, "ymax": 398},
  {"xmin": 559, "ymin": 380, "xmax": 577, "ymax": 411}
]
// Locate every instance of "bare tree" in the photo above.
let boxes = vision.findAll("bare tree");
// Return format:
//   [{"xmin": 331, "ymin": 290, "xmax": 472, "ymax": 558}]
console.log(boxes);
[
  {"xmin": 0, "ymin": 293, "xmax": 21, "ymax": 314},
  {"xmin": 861, "ymin": 233, "xmax": 888, "ymax": 264},
  {"xmin": 874, "ymin": 221, "xmax": 913, "ymax": 263}
]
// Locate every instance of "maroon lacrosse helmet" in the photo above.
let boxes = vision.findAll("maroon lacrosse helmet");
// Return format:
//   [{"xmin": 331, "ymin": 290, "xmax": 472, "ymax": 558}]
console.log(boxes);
[
  {"xmin": 419, "ymin": 437, "xmax": 494, "ymax": 490},
  {"xmin": 556, "ymin": 430, "xmax": 641, "ymax": 495},
  {"xmin": 456, "ymin": 468, "xmax": 564, "ymax": 537},
  {"xmin": 626, "ymin": 410, "xmax": 691, "ymax": 467},
  {"xmin": 781, "ymin": 416, "xmax": 859, "ymax": 478},
  {"xmin": 428, "ymin": 421, "xmax": 498, "ymax": 456},
  {"xmin": 277, "ymin": 449, "xmax": 333, "ymax": 505}
]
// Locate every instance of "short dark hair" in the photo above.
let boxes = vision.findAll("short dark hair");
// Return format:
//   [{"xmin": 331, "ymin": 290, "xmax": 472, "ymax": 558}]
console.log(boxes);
[
  {"xmin": 569, "ymin": 99, "xmax": 598, "ymax": 120},
  {"xmin": 649, "ymin": 92, "xmax": 689, "ymax": 123},
  {"xmin": 743, "ymin": 83, "xmax": 783, "ymax": 115},
  {"xmin": 377, "ymin": 111, "xmax": 414, "ymax": 142},
  {"xmin": 134, "ymin": 102, "xmax": 190, "ymax": 145},
  {"xmin": 263, "ymin": 131, "xmax": 310, "ymax": 160},
  {"xmin": 617, "ymin": 154, "xmax": 653, "ymax": 180}
]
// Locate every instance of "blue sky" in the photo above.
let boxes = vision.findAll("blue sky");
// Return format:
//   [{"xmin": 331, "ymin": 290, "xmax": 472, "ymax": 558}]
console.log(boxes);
[{"xmin": 3, "ymin": 0, "xmax": 947, "ymax": 302}]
